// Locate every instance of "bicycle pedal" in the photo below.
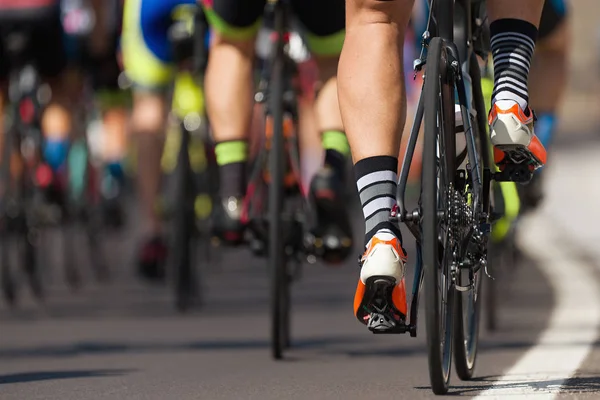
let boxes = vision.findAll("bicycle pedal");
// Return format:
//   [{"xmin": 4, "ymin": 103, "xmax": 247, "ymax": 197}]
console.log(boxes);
[
  {"xmin": 493, "ymin": 163, "xmax": 533, "ymax": 183},
  {"xmin": 368, "ymin": 312, "xmax": 408, "ymax": 334}
]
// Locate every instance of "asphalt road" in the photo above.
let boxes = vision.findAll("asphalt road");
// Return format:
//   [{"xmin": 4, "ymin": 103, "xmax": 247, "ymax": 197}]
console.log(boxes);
[{"xmin": 0, "ymin": 204, "xmax": 555, "ymax": 400}]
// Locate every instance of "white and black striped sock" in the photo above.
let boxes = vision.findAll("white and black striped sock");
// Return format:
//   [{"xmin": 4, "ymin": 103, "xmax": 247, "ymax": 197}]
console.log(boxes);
[
  {"xmin": 490, "ymin": 19, "xmax": 538, "ymax": 111},
  {"xmin": 354, "ymin": 156, "xmax": 402, "ymax": 247}
]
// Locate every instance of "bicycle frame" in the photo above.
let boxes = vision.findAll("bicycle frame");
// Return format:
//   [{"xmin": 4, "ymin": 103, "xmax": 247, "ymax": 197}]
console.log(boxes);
[
  {"xmin": 244, "ymin": 0, "xmax": 307, "ymax": 246},
  {"xmin": 393, "ymin": 0, "xmax": 492, "ymax": 334}
]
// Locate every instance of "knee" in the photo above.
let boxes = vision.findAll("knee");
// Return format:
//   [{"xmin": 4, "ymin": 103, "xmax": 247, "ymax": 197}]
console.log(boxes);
[
  {"xmin": 348, "ymin": 0, "xmax": 414, "ymax": 26},
  {"xmin": 131, "ymin": 93, "xmax": 167, "ymax": 133},
  {"xmin": 210, "ymin": 32, "xmax": 256, "ymax": 59}
]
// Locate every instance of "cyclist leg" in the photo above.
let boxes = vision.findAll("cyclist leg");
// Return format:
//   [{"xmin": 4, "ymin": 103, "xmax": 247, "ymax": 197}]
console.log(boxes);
[
  {"xmin": 531, "ymin": 0, "xmax": 569, "ymax": 149},
  {"xmin": 122, "ymin": 0, "xmax": 194, "ymax": 280},
  {"xmin": 201, "ymin": 0, "xmax": 264, "ymax": 244},
  {"xmin": 292, "ymin": 0, "xmax": 353, "ymax": 262},
  {"xmin": 338, "ymin": 0, "xmax": 413, "ymax": 324},
  {"xmin": 487, "ymin": 0, "xmax": 547, "ymax": 171},
  {"xmin": 33, "ymin": 10, "xmax": 75, "ymax": 207},
  {"xmin": 520, "ymin": 0, "xmax": 569, "ymax": 210},
  {"xmin": 89, "ymin": 0, "xmax": 129, "ymax": 227}
]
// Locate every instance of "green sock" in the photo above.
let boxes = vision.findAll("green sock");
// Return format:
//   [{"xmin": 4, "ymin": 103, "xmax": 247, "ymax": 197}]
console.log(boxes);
[
  {"xmin": 322, "ymin": 130, "xmax": 350, "ymax": 157},
  {"xmin": 215, "ymin": 140, "xmax": 248, "ymax": 166}
]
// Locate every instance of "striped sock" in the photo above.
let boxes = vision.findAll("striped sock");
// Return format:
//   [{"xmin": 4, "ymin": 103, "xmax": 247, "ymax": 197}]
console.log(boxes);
[
  {"xmin": 355, "ymin": 156, "xmax": 402, "ymax": 247},
  {"xmin": 490, "ymin": 19, "xmax": 538, "ymax": 111}
]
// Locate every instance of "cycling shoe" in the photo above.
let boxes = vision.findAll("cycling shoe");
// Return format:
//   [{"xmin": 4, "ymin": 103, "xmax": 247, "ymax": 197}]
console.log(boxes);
[{"xmin": 308, "ymin": 167, "xmax": 353, "ymax": 264}]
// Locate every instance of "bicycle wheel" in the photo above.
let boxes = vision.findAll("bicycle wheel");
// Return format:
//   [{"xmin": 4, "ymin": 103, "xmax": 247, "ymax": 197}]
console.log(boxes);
[
  {"xmin": 22, "ymin": 227, "xmax": 42, "ymax": 300},
  {"xmin": 268, "ymin": 27, "xmax": 289, "ymax": 360},
  {"xmin": 173, "ymin": 125, "xmax": 199, "ymax": 312},
  {"xmin": 0, "ymin": 127, "xmax": 16, "ymax": 305},
  {"xmin": 15, "ymin": 151, "xmax": 43, "ymax": 301},
  {"xmin": 422, "ymin": 37, "xmax": 456, "ymax": 395}
]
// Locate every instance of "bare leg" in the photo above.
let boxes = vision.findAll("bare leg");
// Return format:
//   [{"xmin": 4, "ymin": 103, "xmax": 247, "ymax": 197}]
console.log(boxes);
[
  {"xmin": 204, "ymin": 34, "xmax": 254, "ymax": 144},
  {"xmin": 131, "ymin": 92, "xmax": 166, "ymax": 236},
  {"xmin": 338, "ymin": 0, "xmax": 413, "ymax": 162},
  {"xmin": 487, "ymin": 0, "xmax": 544, "ymax": 25},
  {"xmin": 102, "ymin": 107, "xmax": 129, "ymax": 162},
  {"xmin": 529, "ymin": 21, "xmax": 569, "ymax": 114},
  {"xmin": 521, "ymin": 17, "xmax": 570, "ymax": 208},
  {"xmin": 203, "ymin": 33, "xmax": 256, "ymax": 243},
  {"xmin": 313, "ymin": 57, "xmax": 343, "ymax": 133}
]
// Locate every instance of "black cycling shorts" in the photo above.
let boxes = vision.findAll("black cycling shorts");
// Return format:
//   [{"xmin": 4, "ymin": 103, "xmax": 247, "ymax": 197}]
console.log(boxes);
[
  {"xmin": 203, "ymin": 0, "xmax": 345, "ymax": 56},
  {"xmin": 539, "ymin": 0, "xmax": 568, "ymax": 41}
]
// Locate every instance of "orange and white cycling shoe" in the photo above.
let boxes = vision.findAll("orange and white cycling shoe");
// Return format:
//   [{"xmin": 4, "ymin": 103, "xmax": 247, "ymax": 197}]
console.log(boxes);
[
  {"xmin": 353, "ymin": 232, "xmax": 408, "ymax": 332},
  {"xmin": 489, "ymin": 100, "xmax": 547, "ymax": 172}
]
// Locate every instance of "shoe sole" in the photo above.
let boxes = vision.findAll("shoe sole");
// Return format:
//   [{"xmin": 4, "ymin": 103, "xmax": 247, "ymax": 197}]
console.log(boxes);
[
  {"xmin": 354, "ymin": 276, "xmax": 407, "ymax": 330},
  {"xmin": 494, "ymin": 144, "xmax": 543, "ymax": 169}
]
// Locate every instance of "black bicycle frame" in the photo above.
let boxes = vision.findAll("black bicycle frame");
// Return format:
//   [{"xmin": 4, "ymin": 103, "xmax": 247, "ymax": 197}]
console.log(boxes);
[
  {"xmin": 395, "ymin": 0, "xmax": 491, "ymax": 332},
  {"xmin": 264, "ymin": 0, "xmax": 298, "ymax": 120}
]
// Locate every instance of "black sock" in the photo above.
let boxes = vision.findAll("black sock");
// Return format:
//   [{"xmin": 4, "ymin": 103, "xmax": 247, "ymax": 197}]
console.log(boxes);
[
  {"xmin": 218, "ymin": 162, "xmax": 246, "ymax": 199},
  {"xmin": 354, "ymin": 156, "xmax": 402, "ymax": 247},
  {"xmin": 324, "ymin": 149, "xmax": 347, "ymax": 178}
]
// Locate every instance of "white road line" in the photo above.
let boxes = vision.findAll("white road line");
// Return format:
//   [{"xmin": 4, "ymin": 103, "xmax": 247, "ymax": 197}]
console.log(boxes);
[{"xmin": 474, "ymin": 213, "xmax": 600, "ymax": 399}]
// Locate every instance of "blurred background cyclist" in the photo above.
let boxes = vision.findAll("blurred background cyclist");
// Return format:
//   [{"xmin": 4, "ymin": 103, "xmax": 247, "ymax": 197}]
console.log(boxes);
[
  {"xmin": 201, "ymin": 0, "xmax": 354, "ymax": 264},
  {"xmin": 0, "ymin": 0, "xmax": 128, "ymax": 219}
]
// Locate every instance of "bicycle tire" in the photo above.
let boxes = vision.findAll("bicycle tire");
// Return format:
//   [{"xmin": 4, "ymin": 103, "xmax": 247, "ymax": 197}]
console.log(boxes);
[
  {"xmin": 0, "ymin": 123, "xmax": 16, "ymax": 306},
  {"xmin": 453, "ymin": 256, "xmax": 482, "ymax": 380},
  {"xmin": 422, "ymin": 37, "xmax": 456, "ymax": 395},
  {"xmin": 282, "ymin": 264, "xmax": 291, "ymax": 349},
  {"xmin": 268, "ymin": 32, "xmax": 289, "ymax": 360},
  {"xmin": 173, "ymin": 125, "xmax": 199, "ymax": 312},
  {"xmin": 23, "ymin": 229, "xmax": 43, "ymax": 300},
  {"xmin": 68, "ymin": 138, "xmax": 110, "ymax": 285},
  {"xmin": 0, "ymin": 239, "xmax": 15, "ymax": 305},
  {"xmin": 18, "ymin": 151, "xmax": 43, "ymax": 301},
  {"xmin": 63, "ymin": 223, "xmax": 82, "ymax": 291},
  {"xmin": 485, "ymin": 245, "xmax": 498, "ymax": 331}
]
